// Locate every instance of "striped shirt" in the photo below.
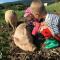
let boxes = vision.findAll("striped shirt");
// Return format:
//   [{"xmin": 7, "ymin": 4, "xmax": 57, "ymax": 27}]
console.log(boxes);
[{"xmin": 45, "ymin": 13, "xmax": 60, "ymax": 34}]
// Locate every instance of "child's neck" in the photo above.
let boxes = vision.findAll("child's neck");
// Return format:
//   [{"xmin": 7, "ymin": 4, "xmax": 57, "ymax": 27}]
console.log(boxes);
[{"xmin": 40, "ymin": 14, "xmax": 47, "ymax": 19}]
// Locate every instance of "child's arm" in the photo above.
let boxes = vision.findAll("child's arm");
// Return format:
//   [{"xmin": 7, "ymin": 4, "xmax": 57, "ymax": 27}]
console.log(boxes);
[
  {"xmin": 32, "ymin": 22, "xmax": 40, "ymax": 35},
  {"xmin": 53, "ymin": 34, "xmax": 60, "ymax": 41}
]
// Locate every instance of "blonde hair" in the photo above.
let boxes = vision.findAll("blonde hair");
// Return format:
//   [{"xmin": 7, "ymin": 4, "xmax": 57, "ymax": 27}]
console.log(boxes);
[
  {"xmin": 30, "ymin": 0, "xmax": 42, "ymax": 10},
  {"xmin": 30, "ymin": 0, "xmax": 47, "ymax": 15}
]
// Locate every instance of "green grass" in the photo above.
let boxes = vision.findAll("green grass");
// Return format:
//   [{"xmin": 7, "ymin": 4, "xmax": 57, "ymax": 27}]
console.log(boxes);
[
  {"xmin": 0, "ymin": 10, "xmax": 5, "ymax": 24},
  {"xmin": 0, "ymin": 10, "xmax": 24, "ymax": 24},
  {"xmin": 0, "ymin": 28, "xmax": 11, "ymax": 60},
  {"xmin": 46, "ymin": 2, "xmax": 60, "ymax": 13},
  {"xmin": 16, "ymin": 10, "xmax": 24, "ymax": 17},
  {"xmin": 0, "ymin": 10, "xmax": 10, "ymax": 60},
  {"xmin": 0, "ymin": 9, "xmax": 24, "ymax": 60}
]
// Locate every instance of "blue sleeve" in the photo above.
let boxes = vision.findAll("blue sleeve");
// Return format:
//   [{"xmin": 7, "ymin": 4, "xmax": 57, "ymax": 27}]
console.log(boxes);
[
  {"xmin": 58, "ymin": 17, "xmax": 60, "ymax": 33},
  {"xmin": 51, "ymin": 15, "xmax": 59, "ymax": 34}
]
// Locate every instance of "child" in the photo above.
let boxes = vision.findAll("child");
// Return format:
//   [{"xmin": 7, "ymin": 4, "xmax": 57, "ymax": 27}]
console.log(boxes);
[
  {"xmin": 24, "ymin": 7, "xmax": 40, "ymax": 33},
  {"xmin": 39, "ymin": 22, "xmax": 59, "ymax": 49},
  {"xmin": 24, "ymin": 7, "xmax": 44, "ymax": 48},
  {"xmin": 24, "ymin": 7, "xmax": 59, "ymax": 49},
  {"xmin": 30, "ymin": 0, "xmax": 60, "ymax": 48},
  {"xmin": 30, "ymin": 0, "xmax": 60, "ymax": 41},
  {"xmin": 32, "ymin": 20, "xmax": 59, "ymax": 49}
]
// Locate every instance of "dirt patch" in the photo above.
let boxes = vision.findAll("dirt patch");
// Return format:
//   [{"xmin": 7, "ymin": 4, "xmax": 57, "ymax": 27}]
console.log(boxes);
[
  {"xmin": 10, "ymin": 45, "xmax": 60, "ymax": 60},
  {"xmin": 1, "ymin": 22, "xmax": 60, "ymax": 60}
]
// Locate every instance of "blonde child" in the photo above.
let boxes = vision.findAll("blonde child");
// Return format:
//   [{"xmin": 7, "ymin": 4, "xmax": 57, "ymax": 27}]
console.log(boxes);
[
  {"xmin": 30, "ymin": 0, "xmax": 60, "ymax": 48},
  {"xmin": 30, "ymin": 0, "xmax": 60, "ymax": 41}
]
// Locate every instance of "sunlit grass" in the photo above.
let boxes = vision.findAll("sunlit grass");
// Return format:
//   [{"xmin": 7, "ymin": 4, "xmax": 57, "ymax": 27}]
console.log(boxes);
[{"xmin": 46, "ymin": 2, "xmax": 60, "ymax": 13}]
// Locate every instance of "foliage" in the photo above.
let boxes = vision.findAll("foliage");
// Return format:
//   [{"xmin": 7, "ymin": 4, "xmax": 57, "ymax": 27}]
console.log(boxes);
[
  {"xmin": 46, "ymin": 2, "xmax": 60, "ymax": 13},
  {"xmin": 0, "ymin": 1, "xmax": 26, "ymax": 10}
]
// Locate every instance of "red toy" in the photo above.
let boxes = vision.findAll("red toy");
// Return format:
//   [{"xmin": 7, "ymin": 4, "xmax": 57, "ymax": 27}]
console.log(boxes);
[
  {"xmin": 41, "ymin": 28, "xmax": 52, "ymax": 39},
  {"xmin": 32, "ymin": 22, "xmax": 53, "ymax": 39}
]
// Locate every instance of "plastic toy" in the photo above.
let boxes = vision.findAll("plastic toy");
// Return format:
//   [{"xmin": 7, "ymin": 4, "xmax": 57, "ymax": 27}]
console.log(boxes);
[{"xmin": 44, "ymin": 38, "xmax": 59, "ymax": 49}]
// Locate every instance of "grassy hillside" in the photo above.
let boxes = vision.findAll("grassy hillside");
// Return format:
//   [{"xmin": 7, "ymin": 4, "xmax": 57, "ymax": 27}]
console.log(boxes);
[
  {"xmin": 46, "ymin": 2, "xmax": 60, "ymax": 13},
  {"xmin": 0, "ymin": 2, "xmax": 60, "ymax": 24},
  {"xmin": 0, "ymin": 1, "xmax": 27, "ymax": 10}
]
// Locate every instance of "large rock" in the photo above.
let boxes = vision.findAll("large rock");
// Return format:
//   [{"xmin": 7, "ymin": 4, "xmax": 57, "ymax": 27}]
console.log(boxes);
[{"xmin": 13, "ymin": 23, "xmax": 36, "ymax": 52}]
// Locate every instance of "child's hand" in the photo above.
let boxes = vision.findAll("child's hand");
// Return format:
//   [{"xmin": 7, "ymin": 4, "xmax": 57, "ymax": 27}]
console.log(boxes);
[
  {"xmin": 33, "ymin": 22, "xmax": 36, "ymax": 26},
  {"xmin": 39, "ymin": 25, "xmax": 48, "ymax": 32},
  {"xmin": 38, "ymin": 24, "xmax": 54, "ymax": 37},
  {"xmin": 33, "ymin": 22, "xmax": 40, "ymax": 26},
  {"xmin": 38, "ymin": 22, "xmax": 47, "ymax": 32}
]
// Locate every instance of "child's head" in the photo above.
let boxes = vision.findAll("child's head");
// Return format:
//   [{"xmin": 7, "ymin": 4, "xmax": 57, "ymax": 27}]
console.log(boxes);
[
  {"xmin": 30, "ymin": 0, "xmax": 41, "ymax": 19},
  {"xmin": 30, "ymin": 0, "xmax": 42, "ymax": 10},
  {"xmin": 30, "ymin": 0, "xmax": 47, "ymax": 19},
  {"xmin": 32, "ymin": 11, "xmax": 40, "ymax": 19}
]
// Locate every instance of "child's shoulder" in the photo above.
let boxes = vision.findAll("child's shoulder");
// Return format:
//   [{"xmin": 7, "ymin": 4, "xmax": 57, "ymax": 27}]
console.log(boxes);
[{"xmin": 48, "ymin": 13, "xmax": 59, "ymax": 18}]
